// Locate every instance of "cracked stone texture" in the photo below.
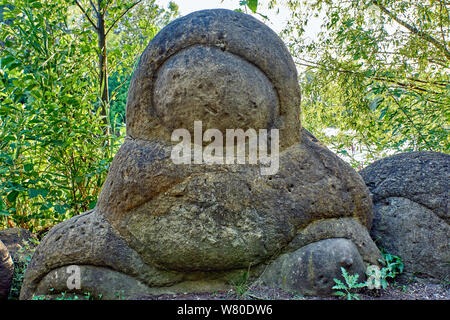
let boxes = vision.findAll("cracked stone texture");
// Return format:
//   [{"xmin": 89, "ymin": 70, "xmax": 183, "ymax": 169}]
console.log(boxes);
[
  {"xmin": 20, "ymin": 9, "xmax": 381, "ymax": 299},
  {"xmin": 360, "ymin": 151, "xmax": 450, "ymax": 280},
  {"xmin": 0, "ymin": 240, "xmax": 13, "ymax": 299},
  {"xmin": 96, "ymin": 127, "xmax": 377, "ymax": 273}
]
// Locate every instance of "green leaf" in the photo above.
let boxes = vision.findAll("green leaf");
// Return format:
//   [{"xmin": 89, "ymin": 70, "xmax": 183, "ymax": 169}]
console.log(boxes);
[
  {"xmin": 7, "ymin": 190, "xmax": 19, "ymax": 203},
  {"xmin": 54, "ymin": 204, "xmax": 68, "ymax": 215},
  {"xmin": 247, "ymin": 0, "xmax": 258, "ymax": 13},
  {"xmin": 333, "ymin": 291, "xmax": 346, "ymax": 297},
  {"xmin": 24, "ymin": 163, "xmax": 34, "ymax": 172},
  {"xmin": 28, "ymin": 188, "xmax": 49, "ymax": 199}
]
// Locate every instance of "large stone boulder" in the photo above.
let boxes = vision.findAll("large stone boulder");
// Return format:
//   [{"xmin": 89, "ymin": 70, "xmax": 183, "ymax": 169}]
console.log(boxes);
[
  {"xmin": 360, "ymin": 151, "xmax": 449, "ymax": 281},
  {"xmin": 20, "ymin": 9, "xmax": 381, "ymax": 299},
  {"xmin": 0, "ymin": 239, "xmax": 13, "ymax": 299}
]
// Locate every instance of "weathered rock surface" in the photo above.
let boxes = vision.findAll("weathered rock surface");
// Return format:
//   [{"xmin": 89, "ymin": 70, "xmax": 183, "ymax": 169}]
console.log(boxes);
[
  {"xmin": 360, "ymin": 151, "xmax": 450, "ymax": 280},
  {"xmin": 21, "ymin": 9, "xmax": 381, "ymax": 299},
  {"xmin": 126, "ymin": 8, "xmax": 301, "ymax": 150},
  {"xmin": 0, "ymin": 240, "xmax": 13, "ymax": 299},
  {"xmin": 96, "ymin": 128, "xmax": 376, "ymax": 273},
  {"xmin": 259, "ymin": 238, "xmax": 367, "ymax": 296}
]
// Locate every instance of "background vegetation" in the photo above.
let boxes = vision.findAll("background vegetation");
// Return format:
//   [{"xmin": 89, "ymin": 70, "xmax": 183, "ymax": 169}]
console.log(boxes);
[
  {"xmin": 279, "ymin": 0, "xmax": 449, "ymax": 166},
  {"xmin": 0, "ymin": 0, "xmax": 448, "ymax": 231},
  {"xmin": 0, "ymin": 0, "xmax": 178, "ymax": 231}
]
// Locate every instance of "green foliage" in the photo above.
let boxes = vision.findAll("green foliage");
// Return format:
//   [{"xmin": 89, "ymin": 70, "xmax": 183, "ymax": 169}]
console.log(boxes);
[
  {"xmin": 8, "ymin": 237, "xmax": 39, "ymax": 299},
  {"xmin": 240, "ymin": 0, "xmax": 258, "ymax": 13},
  {"xmin": 441, "ymin": 278, "xmax": 450, "ymax": 290},
  {"xmin": 333, "ymin": 251, "xmax": 403, "ymax": 299},
  {"xmin": 332, "ymin": 267, "xmax": 366, "ymax": 300},
  {"xmin": 277, "ymin": 0, "xmax": 449, "ymax": 166},
  {"xmin": 32, "ymin": 291, "xmax": 102, "ymax": 300},
  {"xmin": 377, "ymin": 248, "xmax": 404, "ymax": 289},
  {"xmin": 235, "ymin": 0, "xmax": 268, "ymax": 20},
  {"xmin": 0, "ymin": 0, "xmax": 112, "ymax": 230},
  {"xmin": 366, "ymin": 249, "xmax": 404, "ymax": 291},
  {"xmin": 108, "ymin": 73, "xmax": 131, "ymax": 127},
  {"xmin": 0, "ymin": 0, "xmax": 176, "ymax": 231},
  {"xmin": 114, "ymin": 289, "xmax": 126, "ymax": 300}
]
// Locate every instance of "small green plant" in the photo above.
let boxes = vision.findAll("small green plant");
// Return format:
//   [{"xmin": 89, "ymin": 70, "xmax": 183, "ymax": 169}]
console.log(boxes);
[
  {"xmin": 391, "ymin": 281, "xmax": 408, "ymax": 293},
  {"xmin": 83, "ymin": 291, "xmax": 102, "ymax": 300},
  {"xmin": 332, "ymin": 267, "xmax": 366, "ymax": 300},
  {"xmin": 378, "ymin": 249, "xmax": 404, "ymax": 289},
  {"xmin": 230, "ymin": 271, "xmax": 250, "ymax": 297},
  {"xmin": 439, "ymin": 274, "xmax": 449, "ymax": 290},
  {"xmin": 380, "ymin": 249, "xmax": 403, "ymax": 278},
  {"xmin": 32, "ymin": 292, "xmax": 76, "ymax": 300},
  {"xmin": 114, "ymin": 290, "xmax": 126, "ymax": 300},
  {"xmin": 365, "ymin": 249, "xmax": 404, "ymax": 292}
]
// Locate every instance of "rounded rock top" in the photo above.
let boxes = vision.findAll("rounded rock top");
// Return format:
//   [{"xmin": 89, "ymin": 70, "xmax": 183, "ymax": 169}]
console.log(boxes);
[{"xmin": 126, "ymin": 9, "xmax": 302, "ymax": 150}]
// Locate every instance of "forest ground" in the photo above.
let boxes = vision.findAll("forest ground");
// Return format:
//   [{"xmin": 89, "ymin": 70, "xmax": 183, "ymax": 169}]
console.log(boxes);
[{"xmin": 137, "ymin": 276, "xmax": 449, "ymax": 300}]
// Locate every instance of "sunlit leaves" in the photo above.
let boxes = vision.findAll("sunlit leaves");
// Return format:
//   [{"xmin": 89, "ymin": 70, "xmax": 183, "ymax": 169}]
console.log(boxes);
[
  {"xmin": 279, "ymin": 0, "xmax": 449, "ymax": 166},
  {"xmin": 0, "ymin": 0, "xmax": 114, "ymax": 230},
  {"xmin": 0, "ymin": 0, "xmax": 177, "ymax": 231}
]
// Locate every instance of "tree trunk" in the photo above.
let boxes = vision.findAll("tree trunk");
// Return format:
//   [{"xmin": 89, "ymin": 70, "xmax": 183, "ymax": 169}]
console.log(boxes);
[{"xmin": 96, "ymin": 0, "xmax": 110, "ymax": 134}]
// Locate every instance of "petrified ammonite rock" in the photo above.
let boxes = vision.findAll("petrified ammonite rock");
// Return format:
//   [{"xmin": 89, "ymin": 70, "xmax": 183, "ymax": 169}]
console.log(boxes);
[
  {"xmin": 21, "ymin": 9, "xmax": 382, "ymax": 299},
  {"xmin": 360, "ymin": 151, "xmax": 449, "ymax": 281}
]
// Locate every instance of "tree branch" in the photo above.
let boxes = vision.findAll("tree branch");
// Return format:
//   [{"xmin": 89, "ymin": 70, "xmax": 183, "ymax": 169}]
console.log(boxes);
[
  {"xmin": 385, "ymin": 85, "xmax": 434, "ymax": 151},
  {"xmin": 105, "ymin": 0, "xmax": 143, "ymax": 36},
  {"xmin": 372, "ymin": 0, "xmax": 450, "ymax": 60},
  {"xmin": 295, "ymin": 58, "xmax": 443, "ymax": 95},
  {"xmin": 74, "ymin": 0, "xmax": 98, "ymax": 30},
  {"xmin": 89, "ymin": 0, "xmax": 99, "ymax": 15}
]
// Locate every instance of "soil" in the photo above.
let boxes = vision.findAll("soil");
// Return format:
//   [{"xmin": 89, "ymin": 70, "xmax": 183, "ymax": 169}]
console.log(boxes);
[{"xmin": 137, "ymin": 275, "xmax": 449, "ymax": 300}]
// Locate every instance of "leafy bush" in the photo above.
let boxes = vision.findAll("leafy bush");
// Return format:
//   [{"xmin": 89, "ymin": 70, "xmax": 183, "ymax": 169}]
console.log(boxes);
[
  {"xmin": 279, "ymin": 0, "xmax": 449, "ymax": 166},
  {"xmin": 0, "ymin": 0, "xmax": 179, "ymax": 232},
  {"xmin": 0, "ymin": 0, "xmax": 120, "ymax": 231}
]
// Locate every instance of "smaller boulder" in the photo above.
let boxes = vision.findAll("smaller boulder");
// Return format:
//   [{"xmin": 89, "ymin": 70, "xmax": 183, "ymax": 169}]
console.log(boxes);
[
  {"xmin": 0, "ymin": 240, "xmax": 14, "ymax": 299},
  {"xmin": 258, "ymin": 238, "xmax": 367, "ymax": 296},
  {"xmin": 360, "ymin": 151, "xmax": 450, "ymax": 280}
]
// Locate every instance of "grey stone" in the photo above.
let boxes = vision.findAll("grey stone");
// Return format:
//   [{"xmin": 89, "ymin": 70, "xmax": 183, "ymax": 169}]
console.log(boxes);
[
  {"xmin": 360, "ymin": 151, "xmax": 449, "ymax": 222},
  {"xmin": 360, "ymin": 151, "xmax": 450, "ymax": 280},
  {"xmin": 0, "ymin": 239, "xmax": 13, "ymax": 299},
  {"xmin": 258, "ymin": 238, "xmax": 367, "ymax": 296},
  {"xmin": 95, "ymin": 127, "xmax": 377, "ymax": 273},
  {"xmin": 20, "ymin": 210, "xmax": 184, "ymax": 300},
  {"xmin": 153, "ymin": 45, "xmax": 279, "ymax": 136}
]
